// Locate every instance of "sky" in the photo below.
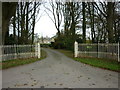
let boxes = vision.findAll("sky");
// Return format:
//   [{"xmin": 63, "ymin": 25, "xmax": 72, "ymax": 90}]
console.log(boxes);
[
  {"xmin": 34, "ymin": 3, "xmax": 58, "ymax": 38},
  {"xmin": 34, "ymin": 14, "xmax": 57, "ymax": 38},
  {"xmin": 34, "ymin": 13, "xmax": 58, "ymax": 38}
]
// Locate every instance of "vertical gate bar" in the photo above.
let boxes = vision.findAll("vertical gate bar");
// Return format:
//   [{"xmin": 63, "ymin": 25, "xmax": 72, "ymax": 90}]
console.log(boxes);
[
  {"xmin": 97, "ymin": 42, "xmax": 99, "ymax": 58},
  {"xmin": 118, "ymin": 42, "xmax": 119, "ymax": 62}
]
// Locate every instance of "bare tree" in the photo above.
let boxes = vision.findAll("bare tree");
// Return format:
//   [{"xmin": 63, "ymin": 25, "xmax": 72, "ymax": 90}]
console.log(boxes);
[
  {"xmin": 106, "ymin": 2, "xmax": 115, "ymax": 43},
  {"xmin": 44, "ymin": 0, "xmax": 63, "ymax": 37},
  {"xmin": 2, "ymin": 2, "xmax": 17, "ymax": 45},
  {"xmin": 82, "ymin": 2, "xmax": 86, "ymax": 43}
]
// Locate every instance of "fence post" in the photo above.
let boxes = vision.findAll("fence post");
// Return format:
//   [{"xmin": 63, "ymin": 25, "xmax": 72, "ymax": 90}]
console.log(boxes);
[
  {"xmin": 74, "ymin": 41, "xmax": 78, "ymax": 57},
  {"xmin": 35, "ymin": 43, "xmax": 38, "ymax": 57},
  {"xmin": 118, "ymin": 42, "xmax": 119, "ymax": 62},
  {"xmin": 97, "ymin": 42, "xmax": 99, "ymax": 58},
  {"xmin": 0, "ymin": 45, "xmax": 2, "ymax": 61},
  {"xmin": 37, "ymin": 43, "xmax": 41, "ymax": 58},
  {"xmin": 14, "ymin": 44, "xmax": 17, "ymax": 59}
]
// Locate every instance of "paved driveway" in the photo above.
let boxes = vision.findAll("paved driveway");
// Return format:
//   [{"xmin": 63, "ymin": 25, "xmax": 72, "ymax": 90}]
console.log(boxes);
[{"xmin": 2, "ymin": 48, "xmax": 118, "ymax": 88}]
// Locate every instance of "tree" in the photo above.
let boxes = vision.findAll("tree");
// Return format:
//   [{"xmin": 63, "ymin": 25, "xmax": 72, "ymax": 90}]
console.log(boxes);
[
  {"xmin": 94, "ymin": 2, "xmax": 116, "ymax": 43},
  {"xmin": 87, "ymin": 2, "xmax": 96, "ymax": 43},
  {"xmin": 7, "ymin": 2, "xmax": 41, "ymax": 45},
  {"xmin": 44, "ymin": 0, "xmax": 63, "ymax": 37},
  {"xmin": 106, "ymin": 2, "xmax": 115, "ymax": 43},
  {"xmin": 82, "ymin": 2, "xmax": 86, "ymax": 43},
  {"xmin": 52, "ymin": 2, "xmax": 81, "ymax": 50},
  {"xmin": 2, "ymin": 2, "xmax": 17, "ymax": 45},
  {"xmin": 25, "ymin": 2, "xmax": 29, "ymax": 44},
  {"xmin": 17, "ymin": 3, "xmax": 20, "ymax": 44},
  {"xmin": 32, "ymin": 2, "xmax": 37, "ymax": 44}
]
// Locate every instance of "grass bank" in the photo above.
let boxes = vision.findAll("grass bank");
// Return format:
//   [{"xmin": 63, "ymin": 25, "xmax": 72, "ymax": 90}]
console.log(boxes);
[
  {"xmin": 55, "ymin": 49, "xmax": 119, "ymax": 72},
  {"xmin": 0, "ymin": 49, "xmax": 47, "ymax": 69}
]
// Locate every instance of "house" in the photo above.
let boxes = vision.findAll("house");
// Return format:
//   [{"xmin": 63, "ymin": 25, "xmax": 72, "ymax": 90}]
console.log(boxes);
[{"xmin": 39, "ymin": 36, "xmax": 55, "ymax": 44}]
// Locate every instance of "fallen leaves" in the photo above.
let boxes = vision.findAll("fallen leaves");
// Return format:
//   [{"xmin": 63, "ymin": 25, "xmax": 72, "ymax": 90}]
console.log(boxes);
[
  {"xmin": 59, "ymin": 83, "xmax": 63, "ymax": 86},
  {"xmin": 89, "ymin": 83, "xmax": 96, "ymax": 86},
  {"xmin": 64, "ymin": 72, "xmax": 70, "ymax": 75},
  {"xmin": 54, "ymin": 83, "xmax": 57, "ymax": 85},
  {"xmin": 14, "ymin": 83, "xmax": 28, "ymax": 87},
  {"xmin": 87, "ymin": 77, "xmax": 91, "ymax": 79}
]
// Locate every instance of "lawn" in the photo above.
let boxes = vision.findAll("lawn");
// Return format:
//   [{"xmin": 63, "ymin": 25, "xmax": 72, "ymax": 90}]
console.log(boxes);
[
  {"xmin": 0, "ymin": 49, "xmax": 47, "ymax": 69},
  {"xmin": 56, "ymin": 49, "xmax": 119, "ymax": 72}
]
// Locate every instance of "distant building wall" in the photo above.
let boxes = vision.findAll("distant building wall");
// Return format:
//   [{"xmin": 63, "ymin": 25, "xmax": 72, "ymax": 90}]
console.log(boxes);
[{"xmin": 39, "ymin": 37, "xmax": 55, "ymax": 44}]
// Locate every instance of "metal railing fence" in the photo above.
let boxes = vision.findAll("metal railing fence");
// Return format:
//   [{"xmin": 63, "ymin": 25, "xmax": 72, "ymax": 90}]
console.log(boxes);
[
  {"xmin": 74, "ymin": 41, "xmax": 119, "ymax": 62},
  {"xmin": 0, "ymin": 44, "xmax": 41, "ymax": 61}
]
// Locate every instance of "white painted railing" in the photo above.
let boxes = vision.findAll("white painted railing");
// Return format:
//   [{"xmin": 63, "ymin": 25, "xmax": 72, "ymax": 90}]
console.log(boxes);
[
  {"xmin": 74, "ymin": 41, "xmax": 120, "ymax": 62},
  {"xmin": 0, "ymin": 43, "xmax": 41, "ymax": 61}
]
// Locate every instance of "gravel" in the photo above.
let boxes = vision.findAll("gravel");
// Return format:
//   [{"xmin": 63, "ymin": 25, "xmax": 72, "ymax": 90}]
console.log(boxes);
[{"xmin": 2, "ymin": 48, "xmax": 118, "ymax": 88}]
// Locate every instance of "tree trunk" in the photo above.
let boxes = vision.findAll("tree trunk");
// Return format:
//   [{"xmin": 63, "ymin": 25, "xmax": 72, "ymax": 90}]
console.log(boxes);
[
  {"xmin": 91, "ymin": 3, "xmax": 95, "ymax": 43},
  {"xmin": 88, "ymin": 3, "xmax": 95, "ymax": 43},
  {"xmin": 20, "ymin": 2, "xmax": 24, "ymax": 44},
  {"xmin": 82, "ymin": 2, "xmax": 86, "ymax": 43},
  {"xmin": 2, "ymin": 2, "xmax": 17, "ymax": 45},
  {"xmin": 17, "ymin": 4, "xmax": 20, "ymax": 44},
  {"xmin": 13, "ymin": 14, "xmax": 16, "ymax": 44},
  {"xmin": 26, "ymin": 2, "xmax": 29, "ymax": 44},
  {"xmin": 106, "ymin": 2, "xmax": 114, "ymax": 43},
  {"xmin": 20, "ymin": 2, "xmax": 26, "ymax": 44},
  {"xmin": 32, "ymin": 2, "xmax": 36, "ymax": 44}
]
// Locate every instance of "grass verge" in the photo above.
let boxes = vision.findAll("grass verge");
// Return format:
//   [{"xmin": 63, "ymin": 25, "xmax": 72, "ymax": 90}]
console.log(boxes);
[
  {"xmin": 0, "ymin": 49, "xmax": 47, "ymax": 69},
  {"xmin": 55, "ymin": 49, "xmax": 119, "ymax": 72}
]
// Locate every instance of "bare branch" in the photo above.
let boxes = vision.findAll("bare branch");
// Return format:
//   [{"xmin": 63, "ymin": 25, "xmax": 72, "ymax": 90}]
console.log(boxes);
[
  {"xmin": 44, "ymin": 10, "xmax": 55, "ymax": 24},
  {"xmin": 94, "ymin": 2, "xmax": 107, "ymax": 18}
]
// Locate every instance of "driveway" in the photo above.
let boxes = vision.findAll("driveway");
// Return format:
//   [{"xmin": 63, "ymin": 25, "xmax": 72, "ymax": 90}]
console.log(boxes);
[{"xmin": 2, "ymin": 48, "xmax": 118, "ymax": 88}]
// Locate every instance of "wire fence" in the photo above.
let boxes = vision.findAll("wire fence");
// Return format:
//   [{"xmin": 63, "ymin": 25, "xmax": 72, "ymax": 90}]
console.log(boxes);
[
  {"xmin": 0, "ymin": 44, "xmax": 41, "ymax": 61},
  {"xmin": 74, "ymin": 42, "xmax": 119, "ymax": 62}
]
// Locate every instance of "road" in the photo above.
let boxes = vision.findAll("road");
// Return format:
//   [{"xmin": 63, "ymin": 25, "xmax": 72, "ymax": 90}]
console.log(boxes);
[{"xmin": 2, "ymin": 48, "xmax": 118, "ymax": 88}]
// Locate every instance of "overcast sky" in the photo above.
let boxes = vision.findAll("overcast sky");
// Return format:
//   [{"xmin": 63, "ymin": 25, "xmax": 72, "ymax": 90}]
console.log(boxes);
[
  {"xmin": 34, "ymin": 2, "xmax": 58, "ymax": 38},
  {"xmin": 34, "ymin": 13, "xmax": 57, "ymax": 38}
]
